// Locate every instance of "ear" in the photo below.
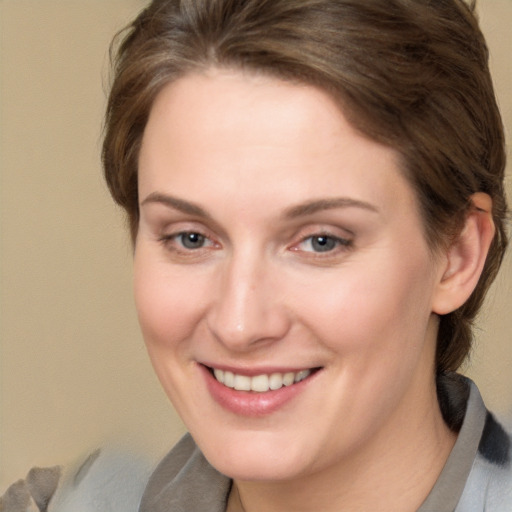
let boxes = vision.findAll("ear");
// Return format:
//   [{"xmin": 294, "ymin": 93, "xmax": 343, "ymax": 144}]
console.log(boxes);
[{"xmin": 432, "ymin": 193, "xmax": 495, "ymax": 315}]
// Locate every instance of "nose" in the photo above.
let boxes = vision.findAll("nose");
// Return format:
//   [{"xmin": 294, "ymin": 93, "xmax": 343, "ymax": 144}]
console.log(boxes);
[{"xmin": 206, "ymin": 250, "xmax": 291, "ymax": 351}]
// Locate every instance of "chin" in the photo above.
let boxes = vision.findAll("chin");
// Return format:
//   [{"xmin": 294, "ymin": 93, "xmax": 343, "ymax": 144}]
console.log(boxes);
[
  {"xmin": 195, "ymin": 429, "xmax": 314, "ymax": 482},
  {"xmin": 208, "ymin": 452, "xmax": 308, "ymax": 482}
]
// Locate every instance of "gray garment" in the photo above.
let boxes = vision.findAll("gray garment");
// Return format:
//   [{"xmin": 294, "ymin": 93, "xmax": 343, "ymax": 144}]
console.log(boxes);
[
  {"xmin": 139, "ymin": 435, "xmax": 230, "ymax": 512},
  {"xmin": 0, "ymin": 449, "xmax": 153, "ymax": 512},
  {"xmin": 420, "ymin": 382, "xmax": 512, "ymax": 511},
  {"xmin": 139, "ymin": 379, "xmax": 512, "ymax": 512}
]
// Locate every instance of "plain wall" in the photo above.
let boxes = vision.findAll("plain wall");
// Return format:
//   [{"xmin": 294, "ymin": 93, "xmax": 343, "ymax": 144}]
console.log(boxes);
[{"xmin": 1, "ymin": 0, "xmax": 511, "ymax": 491}]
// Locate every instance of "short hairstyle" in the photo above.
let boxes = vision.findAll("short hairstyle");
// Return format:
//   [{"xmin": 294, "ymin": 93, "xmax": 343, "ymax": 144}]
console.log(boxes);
[{"xmin": 102, "ymin": 0, "xmax": 508, "ymax": 374}]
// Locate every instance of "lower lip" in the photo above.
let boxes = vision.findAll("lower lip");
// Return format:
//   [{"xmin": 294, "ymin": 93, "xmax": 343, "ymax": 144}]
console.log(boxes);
[{"xmin": 200, "ymin": 365, "xmax": 319, "ymax": 417}]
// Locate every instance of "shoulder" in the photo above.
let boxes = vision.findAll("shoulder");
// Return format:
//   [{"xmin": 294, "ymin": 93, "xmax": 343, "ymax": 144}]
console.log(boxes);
[
  {"xmin": 1, "ymin": 448, "xmax": 153, "ymax": 512},
  {"xmin": 139, "ymin": 433, "xmax": 231, "ymax": 512},
  {"xmin": 51, "ymin": 448, "xmax": 153, "ymax": 512},
  {"xmin": 421, "ymin": 376, "xmax": 512, "ymax": 512},
  {"xmin": 0, "ymin": 465, "xmax": 61, "ymax": 512},
  {"xmin": 457, "ymin": 412, "xmax": 512, "ymax": 512}
]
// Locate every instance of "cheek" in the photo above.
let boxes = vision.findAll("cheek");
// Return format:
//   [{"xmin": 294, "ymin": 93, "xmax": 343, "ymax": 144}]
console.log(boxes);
[
  {"xmin": 295, "ymin": 249, "xmax": 436, "ymax": 358},
  {"xmin": 133, "ymin": 249, "xmax": 206, "ymax": 350}
]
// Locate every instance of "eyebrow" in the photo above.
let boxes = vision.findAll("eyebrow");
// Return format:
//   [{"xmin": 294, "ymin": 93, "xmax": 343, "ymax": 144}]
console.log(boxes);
[
  {"xmin": 283, "ymin": 197, "xmax": 379, "ymax": 218},
  {"xmin": 140, "ymin": 192, "xmax": 211, "ymax": 218},
  {"xmin": 140, "ymin": 192, "xmax": 378, "ymax": 219}
]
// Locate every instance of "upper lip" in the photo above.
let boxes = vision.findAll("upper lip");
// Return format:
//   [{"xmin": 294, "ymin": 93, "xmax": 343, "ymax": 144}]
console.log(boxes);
[{"xmin": 200, "ymin": 363, "xmax": 321, "ymax": 377}]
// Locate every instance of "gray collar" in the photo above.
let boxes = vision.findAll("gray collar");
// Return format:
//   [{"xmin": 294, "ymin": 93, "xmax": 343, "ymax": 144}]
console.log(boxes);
[{"xmin": 418, "ymin": 381, "xmax": 487, "ymax": 512}]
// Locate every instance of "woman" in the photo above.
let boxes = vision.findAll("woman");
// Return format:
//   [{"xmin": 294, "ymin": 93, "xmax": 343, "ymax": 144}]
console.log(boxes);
[{"xmin": 2, "ymin": 0, "xmax": 510, "ymax": 510}]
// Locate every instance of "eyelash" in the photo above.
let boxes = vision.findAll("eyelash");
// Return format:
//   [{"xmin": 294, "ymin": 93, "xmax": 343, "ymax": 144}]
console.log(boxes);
[
  {"xmin": 158, "ymin": 231, "xmax": 215, "ymax": 252},
  {"xmin": 158, "ymin": 230, "xmax": 353, "ymax": 259},
  {"xmin": 294, "ymin": 233, "xmax": 353, "ymax": 255}
]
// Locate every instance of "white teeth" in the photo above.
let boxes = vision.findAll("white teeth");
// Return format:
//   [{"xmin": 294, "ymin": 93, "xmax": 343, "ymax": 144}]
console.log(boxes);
[
  {"xmin": 224, "ymin": 371, "xmax": 235, "ymax": 388},
  {"xmin": 212, "ymin": 368, "xmax": 312, "ymax": 392},
  {"xmin": 283, "ymin": 372, "xmax": 295, "ymax": 386},
  {"xmin": 294, "ymin": 370, "xmax": 310, "ymax": 383},
  {"xmin": 269, "ymin": 373, "xmax": 283, "ymax": 390},
  {"xmin": 213, "ymin": 368, "xmax": 224, "ymax": 383},
  {"xmin": 251, "ymin": 374, "xmax": 269, "ymax": 392},
  {"xmin": 234, "ymin": 374, "xmax": 251, "ymax": 391}
]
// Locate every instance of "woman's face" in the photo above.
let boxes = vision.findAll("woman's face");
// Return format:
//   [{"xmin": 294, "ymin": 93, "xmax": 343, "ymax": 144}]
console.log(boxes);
[{"xmin": 134, "ymin": 69, "xmax": 446, "ymax": 481}]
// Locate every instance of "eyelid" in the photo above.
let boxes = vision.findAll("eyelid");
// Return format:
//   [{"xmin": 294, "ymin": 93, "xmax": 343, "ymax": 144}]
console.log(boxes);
[
  {"xmin": 291, "ymin": 223, "xmax": 353, "ymax": 242},
  {"xmin": 288, "ymin": 227, "xmax": 354, "ymax": 257},
  {"xmin": 155, "ymin": 217, "xmax": 212, "ymax": 238},
  {"xmin": 297, "ymin": 234, "xmax": 351, "ymax": 250},
  {"xmin": 141, "ymin": 205, "xmax": 228, "ymax": 243},
  {"xmin": 162, "ymin": 231, "xmax": 214, "ymax": 247},
  {"xmin": 160, "ymin": 229, "xmax": 215, "ymax": 243},
  {"xmin": 157, "ymin": 225, "xmax": 221, "ymax": 258}
]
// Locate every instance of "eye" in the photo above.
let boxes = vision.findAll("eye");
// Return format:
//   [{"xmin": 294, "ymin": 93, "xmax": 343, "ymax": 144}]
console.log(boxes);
[
  {"xmin": 159, "ymin": 231, "xmax": 215, "ymax": 252},
  {"xmin": 297, "ymin": 234, "xmax": 352, "ymax": 253},
  {"xmin": 178, "ymin": 232, "xmax": 208, "ymax": 249}
]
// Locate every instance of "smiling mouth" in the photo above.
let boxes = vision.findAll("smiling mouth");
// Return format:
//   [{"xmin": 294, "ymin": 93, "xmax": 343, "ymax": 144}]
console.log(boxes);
[{"xmin": 208, "ymin": 367, "xmax": 320, "ymax": 393}]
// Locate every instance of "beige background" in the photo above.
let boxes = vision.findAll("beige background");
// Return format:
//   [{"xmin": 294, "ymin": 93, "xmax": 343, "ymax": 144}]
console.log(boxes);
[{"xmin": 1, "ymin": 0, "xmax": 511, "ymax": 491}]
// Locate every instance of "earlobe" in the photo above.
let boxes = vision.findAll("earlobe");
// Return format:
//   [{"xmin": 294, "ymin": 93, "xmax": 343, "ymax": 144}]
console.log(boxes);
[{"xmin": 432, "ymin": 193, "xmax": 495, "ymax": 315}]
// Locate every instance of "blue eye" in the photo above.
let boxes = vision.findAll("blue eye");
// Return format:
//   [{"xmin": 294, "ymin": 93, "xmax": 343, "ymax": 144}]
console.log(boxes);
[
  {"xmin": 300, "ymin": 234, "xmax": 351, "ymax": 253},
  {"xmin": 158, "ymin": 230, "xmax": 217, "ymax": 259},
  {"xmin": 178, "ymin": 232, "xmax": 207, "ymax": 249},
  {"xmin": 310, "ymin": 235, "xmax": 337, "ymax": 252}
]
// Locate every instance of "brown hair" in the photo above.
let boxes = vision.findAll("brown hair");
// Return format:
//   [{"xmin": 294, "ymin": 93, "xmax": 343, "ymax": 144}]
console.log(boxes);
[{"xmin": 102, "ymin": 0, "xmax": 508, "ymax": 374}]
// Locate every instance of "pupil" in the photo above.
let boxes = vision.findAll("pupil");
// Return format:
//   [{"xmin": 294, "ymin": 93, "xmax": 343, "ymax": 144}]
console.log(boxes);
[
  {"xmin": 312, "ymin": 236, "xmax": 335, "ymax": 252},
  {"xmin": 182, "ymin": 233, "xmax": 204, "ymax": 249}
]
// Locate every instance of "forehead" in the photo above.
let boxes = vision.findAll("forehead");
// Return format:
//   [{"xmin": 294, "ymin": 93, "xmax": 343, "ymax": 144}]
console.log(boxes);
[
  {"xmin": 138, "ymin": 69, "xmax": 418, "ymax": 222},
  {"xmin": 142, "ymin": 69, "xmax": 356, "ymax": 161}
]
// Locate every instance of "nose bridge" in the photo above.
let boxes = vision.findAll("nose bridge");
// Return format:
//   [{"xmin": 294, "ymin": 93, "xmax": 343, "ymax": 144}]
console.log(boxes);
[{"xmin": 207, "ymin": 246, "xmax": 288, "ymax": 350}]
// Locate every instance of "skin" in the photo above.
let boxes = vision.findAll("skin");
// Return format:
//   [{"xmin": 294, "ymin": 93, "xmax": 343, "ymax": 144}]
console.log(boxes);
[{"xmin": 133, "ymin": 69, "xmax": 490, "ymax": 511}]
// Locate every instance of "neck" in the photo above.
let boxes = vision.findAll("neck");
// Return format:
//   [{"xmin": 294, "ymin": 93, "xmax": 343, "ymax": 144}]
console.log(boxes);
[{"xmin": 228, "ymin": 378, "xmax": 456, "ymax": 512}]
